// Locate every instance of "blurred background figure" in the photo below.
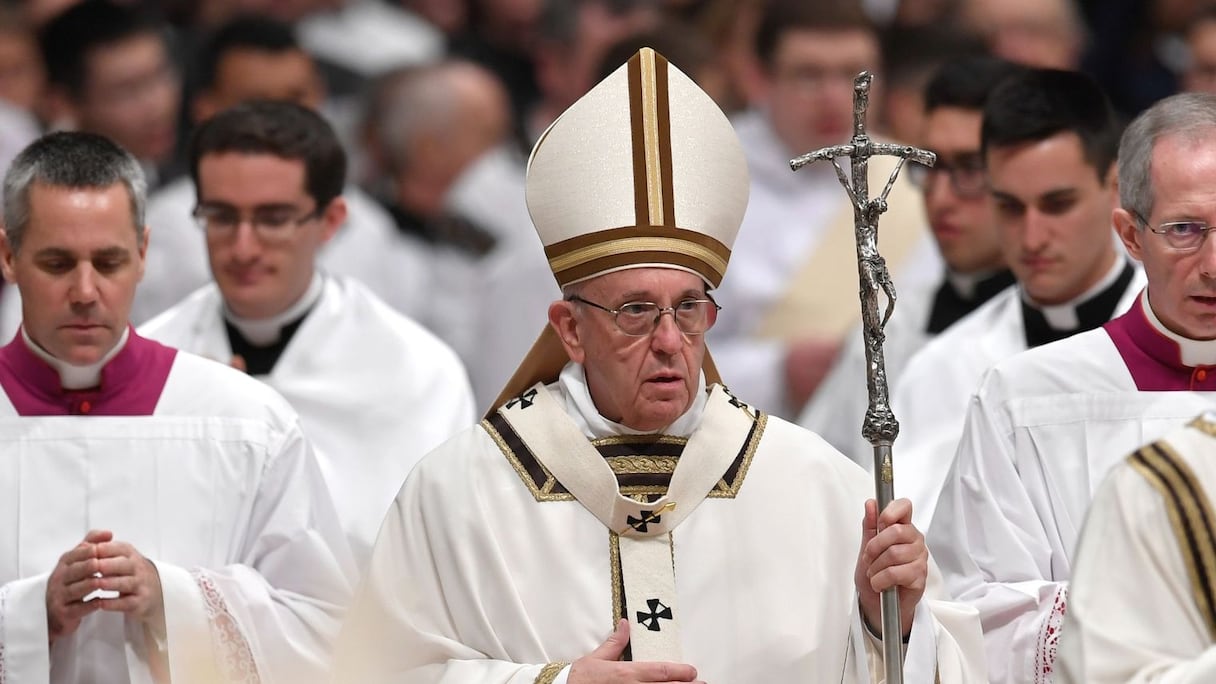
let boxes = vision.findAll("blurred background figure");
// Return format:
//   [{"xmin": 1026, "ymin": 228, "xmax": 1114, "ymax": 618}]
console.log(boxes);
[
  {"xmin": 39, "ymin": 0, "xmax": 181, "ymax": 188},
  {"xmin": 120, "ymin": 15, "xmax": 426, "ymax": 328},
  {"xmin": 960, "ymin": 0, "xmax": 1085, "ymax": 70},
  {"xmin": 1181, "ymin": 4, "xmax": 1216, "ymax": 94},
  {"xmin": 709, "ymin": 0, "xmax": 939, "ymax": 419},
  {"xmin": 878, "ymin": 24, "xmax": 986, "ymax": 146},
  {"xmin": 362, "ymin": 60, "xmax": 512, "ymax": 360}
]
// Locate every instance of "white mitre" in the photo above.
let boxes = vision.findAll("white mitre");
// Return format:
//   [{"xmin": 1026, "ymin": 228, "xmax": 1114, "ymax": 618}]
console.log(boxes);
[{"xmin": 490, "ymin": 47, "xmax": 749, "ymax": 413}]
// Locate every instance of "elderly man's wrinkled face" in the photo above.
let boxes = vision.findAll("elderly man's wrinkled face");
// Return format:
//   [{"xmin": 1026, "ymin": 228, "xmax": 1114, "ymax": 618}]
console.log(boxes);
[
  {"xmin": 550, "ymin": 267, "xmax": 711, "ymax": 432},
  {"xmin": 1115, "ymin": 133, "xmax": 1216, "ymax": 340}
]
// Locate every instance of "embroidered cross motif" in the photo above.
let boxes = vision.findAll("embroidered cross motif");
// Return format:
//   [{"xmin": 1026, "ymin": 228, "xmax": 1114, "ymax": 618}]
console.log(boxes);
[
  {"xmin": 722, "ymin": 386, "xmax": 749, "ymax": 411},
  {"xmin": 506, "ymin": 388, "xmax": 538, "ymax": 410},
  {"xmin": 626, "ymin": 510, "xmax": 663, "ymax": 533},
  {"xmin": 637, "ymin": 598, "xmax": 673, "ymax": 632}
]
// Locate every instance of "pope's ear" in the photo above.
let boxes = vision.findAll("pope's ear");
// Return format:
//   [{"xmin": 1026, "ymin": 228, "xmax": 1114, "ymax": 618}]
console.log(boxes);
[{"xmin": 548, "ymin": 299, "xmax": 584, "ymax": 364}]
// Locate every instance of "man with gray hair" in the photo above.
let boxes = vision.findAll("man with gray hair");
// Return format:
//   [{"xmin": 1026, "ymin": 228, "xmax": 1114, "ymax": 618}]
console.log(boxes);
[
  {"xmin": 0, "ymin": 132, "xmax": 353, "ymax": 682},
  {"xmin": 929, "ymin": 91, "xmax": 1216, "ymax": 682},
  {"xmin": 1052, "ymin": 91, "xmax": 1216, "ymax": 683}
]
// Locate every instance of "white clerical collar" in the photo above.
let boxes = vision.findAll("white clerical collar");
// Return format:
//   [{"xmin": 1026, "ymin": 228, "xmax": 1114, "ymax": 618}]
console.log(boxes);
[
  {"xmin": 223, "ymin": 272, "xmax": 324, "ymax": 346},
  {"xmin": 1141, "ymin": 288, "xmax": 1216, "ymax": 366},
  {"xmin": 554, "ymin": 361, "xmax": 708, "ymax": 440},
  {"xmin": 1024, "ymin": 256, "xmax": 1125, "ymax": 329},
  {"xmin": 947, "ymin": 268, "xmax": 1002, "ymax": 300},
  {"xmin": 22, "ymin": 325, "xmax": 129, "ymax": 390}
]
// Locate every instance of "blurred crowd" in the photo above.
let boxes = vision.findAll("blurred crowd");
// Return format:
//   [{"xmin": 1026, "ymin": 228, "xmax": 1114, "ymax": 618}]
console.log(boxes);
[{"xmin": 1, "ymin": 0, "xmax": 1214, "ymax": 417}]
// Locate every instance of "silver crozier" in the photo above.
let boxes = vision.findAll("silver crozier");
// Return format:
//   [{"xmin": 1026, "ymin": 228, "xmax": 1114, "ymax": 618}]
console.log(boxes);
[{"xmin": 789, "ymin": 71, "xmax": 935, "ymax": 684}]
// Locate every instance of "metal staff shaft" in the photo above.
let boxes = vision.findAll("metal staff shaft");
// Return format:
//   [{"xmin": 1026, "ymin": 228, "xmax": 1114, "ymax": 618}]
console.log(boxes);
[{"xmin": 789, "ymin": 71, "xmax": 935, "ymax": 684}]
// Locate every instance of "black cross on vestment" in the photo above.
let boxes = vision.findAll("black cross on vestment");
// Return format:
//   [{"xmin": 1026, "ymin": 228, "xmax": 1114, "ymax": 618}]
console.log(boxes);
[
  {"xmin": 626, "ymin": 510, "xmax": 663, "ymax": 533},
  {"xmin": 637, "ymin": 598, "xmax": 673, "ymax": 632},
  {"xmin": 506, "ymin": 388, "xmax": 538, "ymax": 409}
]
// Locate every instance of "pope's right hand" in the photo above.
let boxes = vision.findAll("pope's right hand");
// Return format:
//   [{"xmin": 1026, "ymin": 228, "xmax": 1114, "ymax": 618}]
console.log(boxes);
[
  {"xmin": 46, "ymin": 529, "xmax": 112, "ymax": 645},
  {"xmin": 568, "ymin": 619, "xmax": 704, "ymax": 684}
]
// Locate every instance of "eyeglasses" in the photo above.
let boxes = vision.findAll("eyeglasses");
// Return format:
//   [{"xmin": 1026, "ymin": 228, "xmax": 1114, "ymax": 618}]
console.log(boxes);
[
  {"xmin": 567, "ymin": 295, "xmax": 721, "ymax": 336},
  {"xmin": 906, "ymin": 155, "xmax": 987, "ymax": 199},
  {"xmin": 1131, "ymin": 209, "xmax": 1216, "ymax": 252},
  {"xmin": 192, "ymin": 204, "xmax": 322, "ymax": 244}
]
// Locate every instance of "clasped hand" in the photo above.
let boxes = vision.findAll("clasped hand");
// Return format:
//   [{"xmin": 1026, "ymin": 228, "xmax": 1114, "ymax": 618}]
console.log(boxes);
[{"xmin": 45, "ymin": 529, "xmax": 165, "ymax": 645}]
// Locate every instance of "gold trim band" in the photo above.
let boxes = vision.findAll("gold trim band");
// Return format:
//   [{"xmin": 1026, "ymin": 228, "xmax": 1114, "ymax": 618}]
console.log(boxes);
[{"xmin": 549, "ymin": 236, "xmax": 728, "ymax": 282}]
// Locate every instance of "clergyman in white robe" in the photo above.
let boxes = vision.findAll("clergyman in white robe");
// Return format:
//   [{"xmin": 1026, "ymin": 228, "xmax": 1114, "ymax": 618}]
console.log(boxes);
[
  {"xmin": 0, "ymin": 328, "xmax": 354, "ymax": 683},
  {"xmin": 140, "ymin": 273, "xmax": 476, "ymax": 566},
  {"xmin": 132, "ymin": 176, "xmax": 432, "ymax": 325},
  {"xmin": 1058, "ymin": 412, "xmax": 1216, "ymax": 683},
  {"xmin": 928, "ymin": 289, "xmax": 1216, "ymax": 683},
  {"xmin": 892, "ymin": 258, "xmax": 1143, "ymax": 529}
]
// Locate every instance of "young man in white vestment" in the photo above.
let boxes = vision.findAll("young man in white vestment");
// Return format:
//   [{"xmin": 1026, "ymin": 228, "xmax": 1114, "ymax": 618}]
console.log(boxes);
[
  {"xmin": 1059, "ymin": 411, "xmax": 1216, "ymax": 683},
  {"xmin": 126, "ymin": 16, "xmax": 427, "ymax": 325},
  {"xmin": 0, "ymin": 132, "xmax": 355, "ymax": 681},
  {"xmin": 707, "ymin": 0, "xmax": 944, "ymax": 419},
  {"xmin": 929, "ymin": 91, "xmax": 1216, "ymax": 683},
  {"xmin": 800, "ymin": 55, "xmax": 1019, "ymax": 465},
  {"xmin": 889, "ymin": 68, "xmax": 1145, "ymax": 529},
  {"xmin": 140, "ymin": 101, "xmax": 475, "ymax": 568},
  {"xmin": 332, "ymin": 47, "xmax": 987, "ymax": 684}
]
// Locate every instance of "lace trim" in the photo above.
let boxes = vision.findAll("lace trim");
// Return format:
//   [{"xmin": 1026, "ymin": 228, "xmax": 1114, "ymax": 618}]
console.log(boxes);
[
  {"xmin": 192, "ymin": 570, "xmax": 261, "ymax": 684},
  {"xmin": 1035, "ymin": 585, "xmax": 1067, "ymax": 683},
  {"xmin": 0, "ymin": 584, "xmax": 7, "ymax": 684}
]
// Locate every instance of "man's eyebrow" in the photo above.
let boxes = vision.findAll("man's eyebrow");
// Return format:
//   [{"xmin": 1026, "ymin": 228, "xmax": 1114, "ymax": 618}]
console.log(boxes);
[
  {"xmin": 91, "ymin": 247, "xmax": 130, "ymax": 259},
  {"xmin": 989, "ymin": 190, "xmax": 1024, "ymax": 204},
  {"xmin": 1038, "ymin": 188, "xmax": 1078, "ymax": 203},
  {"xmin": 32, "ymin": 247, "xmax": 74, "ymax": 259}
]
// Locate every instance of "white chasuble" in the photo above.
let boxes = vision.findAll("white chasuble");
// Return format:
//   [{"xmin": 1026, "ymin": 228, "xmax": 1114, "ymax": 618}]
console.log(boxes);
[
  {"xmin": 1059, "ymin": 414, "xmax": 1216, "ymax": 683},
  {"xmin": 140, "ymin": 275, "xmax": 476, "ymax": 567},
  {"xmin": 334, "ymin": 363, "xmax": 987, "ymax": 683},
  {"xmin": 0, "ymin": 337, "xmax": 354, "ymax": 683}
]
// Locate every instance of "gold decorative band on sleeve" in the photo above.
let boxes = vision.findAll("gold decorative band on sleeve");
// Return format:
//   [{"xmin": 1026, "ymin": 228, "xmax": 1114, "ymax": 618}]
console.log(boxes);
[
  {"xmin": 1128, "ymin": 441, "xmax": 1216, "ymax": 642},
  {"xmin": 535, "ymin": 662, "xmax": 569, "ymax": 684}
]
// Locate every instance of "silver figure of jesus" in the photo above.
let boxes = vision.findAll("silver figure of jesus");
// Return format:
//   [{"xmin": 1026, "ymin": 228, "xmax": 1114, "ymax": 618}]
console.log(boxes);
[{"xmin": 789, "ymin": 71, "xmax": 935, "ymax": 684}]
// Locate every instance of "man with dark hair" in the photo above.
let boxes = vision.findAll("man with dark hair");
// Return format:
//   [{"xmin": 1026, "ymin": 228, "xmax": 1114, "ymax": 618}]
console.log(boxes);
[
  {"xmin": 39, "ymin": 0, "xmax": 180, "ymax": 188},
  {"xmin": 709, "ymin": 0, "xmax": 941, "ymax": 419},
  {"xmin": 924, "ymin": 80, "xmax": 1216, "ymax": 684},
  {"xmin": 887, "ymin": 68, "xmax": 1143, "ymax": 533},
  {"xmin": 132, "ymin": 15, "xmax": 425, "ymax": 327},
  {"xmin": 191, "ymin": 14, "xmax": 324, "ymax": 119},
  {"xmin": 140, "ymin": 100, "xmax": 474, "ymax": 568},
  {"xmin": 0, "ymin": 130, "xmax": 352, "ymax": 682},
  {"xmin": 800, "ymin": 55, "xmax": 1020, "ymax": 466},
  {"xmin": 878, "ymin": 25, "xmax": 987, "ymax": 147}
]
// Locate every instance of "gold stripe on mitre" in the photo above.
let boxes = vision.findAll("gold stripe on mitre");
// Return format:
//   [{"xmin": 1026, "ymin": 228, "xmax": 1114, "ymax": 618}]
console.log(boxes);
[
  {"xmin": 543, "ymin": 49, "xmax": 728, "ymax": 289},
  {"xmin": 545, "ymin": 227, "xmax": 731, "ymax": 289}
]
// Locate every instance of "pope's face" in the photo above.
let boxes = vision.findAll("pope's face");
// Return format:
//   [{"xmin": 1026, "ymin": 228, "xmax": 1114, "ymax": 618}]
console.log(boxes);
[
  {"xmin": 0, "ymin": 182, "xmax": 146, "ymax": 364},
  {"xmin": 552, "ymin": 268, "xmax": 711, "ymax": 432}
]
